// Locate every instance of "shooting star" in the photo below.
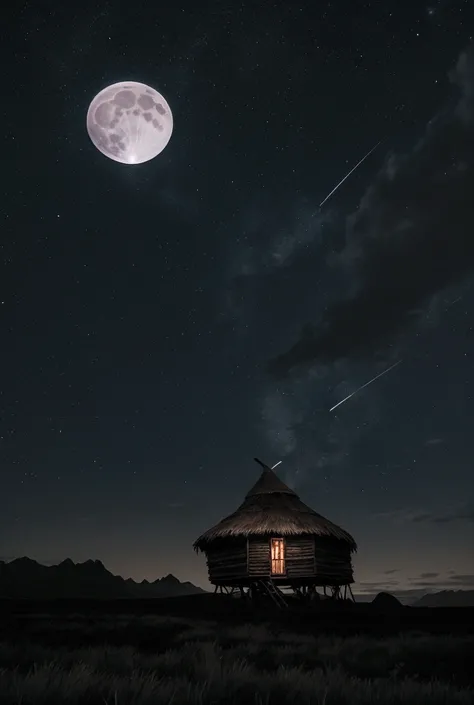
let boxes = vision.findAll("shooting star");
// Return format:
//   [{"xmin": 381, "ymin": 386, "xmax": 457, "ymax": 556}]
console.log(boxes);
[
  {"xmin": 271, "ymin": 460, "xmax": 282, "ymax": 470},
  {"xmin": 445, "ymin": 295, "xmax": 463, "ymax": 310},
  {"xmin": 319, "ymin": 141, "xmax": 382, "ymax": 208},
  {"xmin": 330, "ymin": 360, "xmax": 402, "ymax": 412}
]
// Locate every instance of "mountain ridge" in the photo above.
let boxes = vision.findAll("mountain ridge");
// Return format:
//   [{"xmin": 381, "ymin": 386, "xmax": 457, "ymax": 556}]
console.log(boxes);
[
  {"xmin": 0, "ymin": 557, "xmax": 206, "ymax": 599},
  {"xmin": 1, "ymin": 558, "xmax": 472, "ymax": 605},
  {"xmin": 411, "ymin": 589, "xmax": 474, "ymax": 608}
]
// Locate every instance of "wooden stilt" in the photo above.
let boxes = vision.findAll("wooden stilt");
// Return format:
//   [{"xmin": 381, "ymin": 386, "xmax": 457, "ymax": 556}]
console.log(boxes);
[{"xmin": 212, "ymin": 581, "xmax": 355, "ymax": 603}]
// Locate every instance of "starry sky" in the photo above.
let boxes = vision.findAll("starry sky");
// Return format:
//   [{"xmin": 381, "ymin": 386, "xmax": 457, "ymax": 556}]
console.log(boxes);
[{"xmin": 2, "ymin": 0, "xmax": 474, "ymax": 601}]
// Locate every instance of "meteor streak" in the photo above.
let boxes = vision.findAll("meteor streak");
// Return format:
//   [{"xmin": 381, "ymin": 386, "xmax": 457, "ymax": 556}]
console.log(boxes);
[
  {"xmin": 319, "ymin": 141, "xmax": 381, "ymax": 208},
  {"xmin": 330, "ymin": 360, "xmax": 402, "ymax": 412}
]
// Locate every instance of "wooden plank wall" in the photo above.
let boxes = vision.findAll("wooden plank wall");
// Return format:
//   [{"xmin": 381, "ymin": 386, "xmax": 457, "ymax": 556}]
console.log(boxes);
[
  {"xmin": 248, "ymin": 536, "xmax": 270, "ymax": 576},
  {"xmin": 286, "ymin": 536, "xmax": 315, "ymax": 577},
  {"xmin": 248, "ymin": 536, "xmax": 317, "ymax": 578},
  {"xmin": 206, "ymin": 540, "xmax": 248, "ymax": 582},
  {"xmin": 314, "ymin": 540, "xmax": 354, "ymax": 583},
  {"xmin": 204, "ymin": 535, "xmax": 354, "ymax": 584}
]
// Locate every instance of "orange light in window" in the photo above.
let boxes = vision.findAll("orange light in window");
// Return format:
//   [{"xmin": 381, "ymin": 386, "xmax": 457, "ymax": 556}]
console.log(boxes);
[{"xmin": 270, "ymin": 538, "xmax": 285, "ymax": 575}]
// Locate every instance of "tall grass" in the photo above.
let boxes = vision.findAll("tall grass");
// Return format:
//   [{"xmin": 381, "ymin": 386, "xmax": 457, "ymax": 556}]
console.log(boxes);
[{"xmin": 1, "ymin": 614, "xmax": 472, "ymax": 704}]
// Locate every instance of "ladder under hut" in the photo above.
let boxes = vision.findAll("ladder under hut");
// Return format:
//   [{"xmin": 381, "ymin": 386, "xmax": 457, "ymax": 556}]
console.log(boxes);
[{"xmin": 253, "ymin": 578, "xmax": 288, "ymax": 608}]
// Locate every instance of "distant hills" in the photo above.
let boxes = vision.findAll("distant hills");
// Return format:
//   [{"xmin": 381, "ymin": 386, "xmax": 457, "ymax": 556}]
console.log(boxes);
[
  {"xmin": 371, "ymin": 592, "xmax": 403, "ymax": 610},
  {"xmin": 1, "ymin": 558, "xmax": 473, "ymax": 606},
  {"xmin": 370, "ymin": 590, "xmax": 474, "ymax": 609},
  {"xmin": 411, "ymin": 590, "xmax": 474, "ymax": 608},
  {"xmin": 0, "ymin": 557, "xmax": 206, "ymax": 599}
]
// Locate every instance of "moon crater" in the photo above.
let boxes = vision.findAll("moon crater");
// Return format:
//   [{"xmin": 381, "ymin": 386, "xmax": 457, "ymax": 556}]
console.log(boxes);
[{"xmin": 113, "ymin": 90, "xmax": 136, "ymax": 108}]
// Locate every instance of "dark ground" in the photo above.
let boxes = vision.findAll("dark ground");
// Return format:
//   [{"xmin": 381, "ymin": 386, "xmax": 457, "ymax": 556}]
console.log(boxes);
[
  {"xmin": 1, "ymin": 596, "xmax": 473, "ymax": 703},
  {"xmin": 2, "ymin": 593, "xmax": 473, "ymax": 636}
]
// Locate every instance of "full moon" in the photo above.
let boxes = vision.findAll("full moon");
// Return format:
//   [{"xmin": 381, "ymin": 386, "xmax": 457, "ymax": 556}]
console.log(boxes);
[{"xmin": 86, "ymin": 81, "xmax": 173, "ymax": 165}]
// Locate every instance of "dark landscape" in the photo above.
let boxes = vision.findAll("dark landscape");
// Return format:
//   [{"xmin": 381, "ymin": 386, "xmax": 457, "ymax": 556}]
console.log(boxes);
[
  {"xmin": 1, "ymin": 595, "xmax": 473, "ymax": 704},
  {"xmin": 1, "ymin": 559, "xmax": 473, "ymax": 703},
  {"xmin": 0, "ymin": 557, "xmax": 205, "ymax": 600},
  {"xmin": 2, "ymin": 555, "xmax": 474, "ymax": 608},
  {"xmin": 2, "ymin": 558, "xmax": 474, "ymax": 703}
]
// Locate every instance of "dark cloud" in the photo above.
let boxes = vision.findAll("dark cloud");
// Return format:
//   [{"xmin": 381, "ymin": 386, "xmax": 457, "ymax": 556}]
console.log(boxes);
[
  {"xmin": 358, "ymin": 580, "xmax": 400, "ymax": 589},
  {"xmin": 373, "ymin": 508, "xmax": 430, "ymax": 523},
  {"xmin": 410, "ymin": 512, "xmax": 434, "ymax": 523},
  {"xmin": 412, "ymin": 504, "xmax": 474, "ymax": 524},
  {"xmin": 373, "ymin": 502, "xmax": 474, "ymax": 525},
  {"xmin": 447, "ymin": 574, "xmax": 474, "ymax": 586},
  {"xmin": 425, "ymin": 437, "xmax": 445, "ymax": 446},
  {"xmin": 384, "ymin": 569, "xmax": 399, "ymax": 574},
  {"xmin": 268, "ymin": 46, "xmax": 474, "ymax": 377},
  {"xmin": 409, "ymin": 574, "xmax": 474, "ymax": 588}
]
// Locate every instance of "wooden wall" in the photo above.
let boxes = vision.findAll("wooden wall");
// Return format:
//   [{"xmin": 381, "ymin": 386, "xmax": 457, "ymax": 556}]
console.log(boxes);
[
  {"xmin": 248, "ymin": 536, "xmax": 316, "ymax": 578},
  {"xmin": 204, "ymin": 534, "xmax": 354, "ymax": 585},
  {"xmin": 286, "ymin": 536, "xmax": 315, "ymax": 578},
  {"xmin": 314, "ymin": 538, "xmax": 354, "ymax": 584},
  {"xmin": 205, "ymin": 539, "xmax": 247, "ymax": 583},
  {"xmin": 248, "ymin": 536, "xmax": 270, "ymax": 576}
]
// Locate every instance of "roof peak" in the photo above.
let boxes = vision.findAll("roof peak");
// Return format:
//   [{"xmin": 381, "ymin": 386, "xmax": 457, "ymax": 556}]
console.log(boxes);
[
  {"xmin": 246, "ymin": 458, "xmax": 297, "ymax": 497},
  {"xmin": 193, "ymin": 457, "xmax": 357, "ymax": 551}
]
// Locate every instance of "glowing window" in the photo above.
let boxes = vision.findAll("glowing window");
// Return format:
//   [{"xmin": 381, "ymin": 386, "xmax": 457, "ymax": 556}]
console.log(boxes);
[{"xmin": 270, "ymin": 538, "xmax": 285, "ymax": 575}]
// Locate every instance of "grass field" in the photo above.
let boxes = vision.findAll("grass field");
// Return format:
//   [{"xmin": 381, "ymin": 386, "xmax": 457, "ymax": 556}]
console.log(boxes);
[{"xmin": 1, "ymin": 612, "xmax": 473, "ymax": 704}]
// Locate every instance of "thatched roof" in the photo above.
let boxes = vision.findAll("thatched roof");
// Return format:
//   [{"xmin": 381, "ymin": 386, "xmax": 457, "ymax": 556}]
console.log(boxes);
[{"xmin": 194, "ymin": 458, "xmax": 357, "ymax": 552}]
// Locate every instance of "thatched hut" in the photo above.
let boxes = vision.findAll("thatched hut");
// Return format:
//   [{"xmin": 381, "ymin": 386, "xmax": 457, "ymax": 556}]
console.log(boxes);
[{"xmin": 194, "ymin": 458, "xmax": 357, "ymax": 603}]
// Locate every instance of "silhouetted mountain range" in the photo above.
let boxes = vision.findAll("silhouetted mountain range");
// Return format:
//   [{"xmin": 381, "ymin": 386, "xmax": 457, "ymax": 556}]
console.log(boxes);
[
  {"xmin": 411, "ymin": 590, "xmax": 474, "ymax": 608},
  {"xmin": 0, "ymin": 558, "xmax": 206, "ymax": 599},
  {"xmin": 2, "ymin": 559, "xmax": 472, "ymax": 606}
]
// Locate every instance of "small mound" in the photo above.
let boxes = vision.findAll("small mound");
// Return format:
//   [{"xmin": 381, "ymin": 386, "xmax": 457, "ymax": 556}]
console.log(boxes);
[{"xmin": 372, "ymin": 592, "xmax": 403, "ymax": 610}]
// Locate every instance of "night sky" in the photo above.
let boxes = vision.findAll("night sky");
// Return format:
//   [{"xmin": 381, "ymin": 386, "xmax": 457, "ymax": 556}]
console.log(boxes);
[{"xmin": 2, "ymin": 0, "xmax": 474, "ymax": 601}]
